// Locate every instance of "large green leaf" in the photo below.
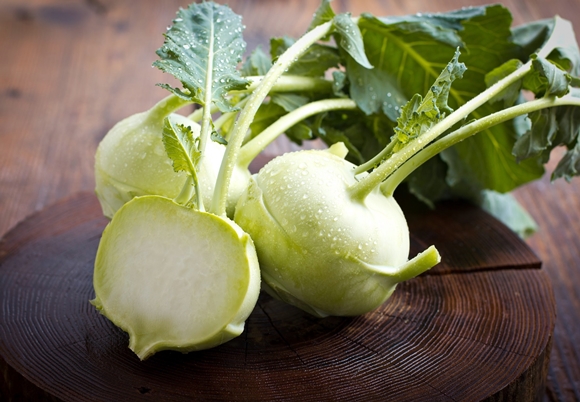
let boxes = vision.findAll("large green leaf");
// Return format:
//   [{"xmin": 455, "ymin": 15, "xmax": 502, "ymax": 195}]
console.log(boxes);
[
  {"xmin": 154, "ymin": 2, "xmax": 249, "ymax": 112},
  {"xmin": 346, "ymin": 6, "xmax": 487, "ymax": 120},
  {"xmin": 443, "ymin": 6, "xmax": 545, "ymax": 192}
]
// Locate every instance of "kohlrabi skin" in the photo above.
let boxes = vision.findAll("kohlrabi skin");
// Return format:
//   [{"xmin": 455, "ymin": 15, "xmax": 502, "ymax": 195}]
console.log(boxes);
[
  {"xmin": 92, "ymin": 195, "xmax": 260, "ymax": 360},
  {"xmin": 95, "ymin": 102, "xmax": 250, "ymax": 219},
  {"xmin": 234, "ymin": 144, "xmax": 440, "ymax": 317}
]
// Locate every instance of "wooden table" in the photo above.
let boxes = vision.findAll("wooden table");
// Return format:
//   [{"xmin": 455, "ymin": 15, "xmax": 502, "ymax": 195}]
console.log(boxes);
[{"xmin": 0, "ymin": 0, "xmax": 579, "ymax": 400}]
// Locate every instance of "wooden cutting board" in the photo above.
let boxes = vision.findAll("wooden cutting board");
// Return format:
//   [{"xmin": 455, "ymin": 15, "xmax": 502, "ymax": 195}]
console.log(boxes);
[{"xmin": 0, "ymin": 192, "xmax": 554, "ymax": 401}]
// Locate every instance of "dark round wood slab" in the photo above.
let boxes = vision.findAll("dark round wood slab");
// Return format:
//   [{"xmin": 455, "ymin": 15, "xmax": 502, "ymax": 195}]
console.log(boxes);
[{"xmin": 0, "ymin": 192, "xmax": 555, "ymax": 401}]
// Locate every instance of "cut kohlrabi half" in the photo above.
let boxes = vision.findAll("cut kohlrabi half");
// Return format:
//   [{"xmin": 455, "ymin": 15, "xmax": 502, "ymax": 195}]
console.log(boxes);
[{"xmin": 91, "ymin": 195, "xmax": 260, "ymax": 360}]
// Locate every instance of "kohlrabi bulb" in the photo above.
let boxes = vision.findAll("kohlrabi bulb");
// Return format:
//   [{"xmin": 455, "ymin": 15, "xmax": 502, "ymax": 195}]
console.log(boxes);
[
  {"xmin": 95, "ymin": 109, "xmax": 250, "ymax": 218},
  {"xmin": 92, "ymin": 195, "xmax": 261, "ymax": 360},
  {"xmin": 234, "ymin": 144, "xmax": 439, "ymax": 317}
]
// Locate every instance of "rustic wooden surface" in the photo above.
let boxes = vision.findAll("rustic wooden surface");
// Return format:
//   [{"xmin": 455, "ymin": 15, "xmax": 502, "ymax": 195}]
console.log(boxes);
[
  {"xmin": 0, "ymin": 0, "xmax": 579, "ymax": 400},
  {"xmin": 0, "ymin": 192, "xmax": 554, "ymax": 401}
]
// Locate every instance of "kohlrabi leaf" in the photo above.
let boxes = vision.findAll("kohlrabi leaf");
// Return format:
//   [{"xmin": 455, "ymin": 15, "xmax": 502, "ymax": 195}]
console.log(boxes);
[
  {"xmin": 523, "ymin": 55, "xmax": 571, "ymax": 97},
  {"xmin": 511, "ymin": 18, "xmax": 555, "ymax": 59},
  {"xmin": 553, "ymin": 103, "xmax": 580, "ymax": 146},
  {"xmin": 405, "ymin": 156, "xmax": 450, "ymax": 208},
  {"xmin": 286, "ymin": 123, "xmax": 313, "ymax": 144},
  {"xmin": 308, "ymin": 0, "xmax": 335, "ymax": 30},
  {"xmin": 514, "ymin": 91, "xmax": 580, "ymax": 174},
  {"xmin": 393, "ymin": 49, "xmax": 465, "ymax": 151},
  {"xmin": 270, "ymin": 37, "xmax": 340, "ymax": 77},
  {"xmin": 539, "ymin": 16, "xmax": 580, "ymax": 76},
  {"xmin": 512, "ymin": 109, "xmax": 558, "ymax": 162},
  {"xmin": 241, "ymin": 46, "xmax": 272, "ymax": 76},
  {"xmin": 153, "ymin": 2, "xmax": 249, "ymax": 112},
  {"xmin": 162, "ymin": 117, "xmax": 201, "ymax": 178},
  {"xmin": 345, "ymin": 6, "xmax": 488, "ymax": 119},
  {"xmin": 485, "ymin": 59, "xmax": 524, "ymax": 106},
  {"xmin": 271, "ymin": 93, "xmax": 310, "ymax": 112},
  {"xmin": 249, "ymin": 102, "xmax": 286, "ymax": 138},
  {"xmin": 313, "ymin": 110, "xmax": 390, "ymax": 164},
  {"xmin": 440, "ymin": 5, "xmax": 546, "ymax": 193},
  {"xmin": 332, "ymin": 70, "xmax": 348, "ymax": 97},
  {"xmin": 552, "ymin": 141, "xmax": 580, "ymax": 181},
  {"xmin": 478, "ymin": 190, "xmax": 538, "ymax": 238},
  {"xmin": 333, "ymin": 13, "xmax": 373, "ymax": 70}
]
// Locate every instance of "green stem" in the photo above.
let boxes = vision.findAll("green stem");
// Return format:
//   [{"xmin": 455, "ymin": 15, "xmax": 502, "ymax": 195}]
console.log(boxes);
[
  {"xmin": 381, "ymin": 95, "xmax": 580, "ymax": 196},
  {"xmin": 187, "ymin": 76, "xmax": 332, "ymax": 122},
  {"xmin": 354, "ymin": 139, "xmax": 396, "ymax": 175},
  {"xmin": 392, "ymin": 245, "xmax": 440, "ymax": 282},
  {"xmin": 214, "ymin": 97, "xmax": 250, "ymax": 139},
  {"xmin": 237, "ymin": 98, "xmax": 357, "ymax": 170},
  {"xmin": 238, "ymin": 75, "xmax": 333, "ymax": 94},
  {"xmin": 146, "ymin": 94, "xmax": 190, "ymax": 123},
  {"xmin": 347, "ymin": 59, "xmax": 533, "ymax": 202},
  {"xmin": 211, "ymin": 21, "xmax": 335, "ymax": 216}
]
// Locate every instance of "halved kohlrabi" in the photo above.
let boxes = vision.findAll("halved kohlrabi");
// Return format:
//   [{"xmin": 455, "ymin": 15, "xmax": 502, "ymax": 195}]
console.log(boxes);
[{"xmin": 91, "ymin": 195, "xmax": 260, "ymax": 360}]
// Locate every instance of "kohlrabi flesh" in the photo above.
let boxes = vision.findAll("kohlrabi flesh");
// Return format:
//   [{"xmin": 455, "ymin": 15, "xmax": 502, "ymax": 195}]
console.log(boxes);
[
  {"xmin": 235, "ymin": 144, "xmax": 440, "ymax": 317},
  {"xmin": 92, "ymin": 195, "xmax": 260, "ymax": 360}
]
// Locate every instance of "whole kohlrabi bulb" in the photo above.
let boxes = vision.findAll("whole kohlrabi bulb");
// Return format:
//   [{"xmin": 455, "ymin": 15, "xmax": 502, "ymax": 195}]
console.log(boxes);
[
  {"xmin": 234, "ymin": 144, "xmax": 439, "ymax": 317},
  {"xmin": 95, "ymin": 110, "xmax": 250, "ymax": 219}
]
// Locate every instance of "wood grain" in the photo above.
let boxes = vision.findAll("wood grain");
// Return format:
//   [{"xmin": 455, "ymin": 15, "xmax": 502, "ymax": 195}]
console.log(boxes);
[
  {"xmin": 1, "ymin": 0, "xmax": 579, "ymax": 400},
  {"xmin": 0, "ymin": 193, "xmax": 554, "ymax": 401}
]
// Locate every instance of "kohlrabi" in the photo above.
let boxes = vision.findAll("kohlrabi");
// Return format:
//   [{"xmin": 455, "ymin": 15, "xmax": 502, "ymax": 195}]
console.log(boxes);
[
  {"xmin": 94, "ymin": 97, "xmax": 253, "ymax": 219},
  {"xmin": 234, "ymin": 11, "xmax": 580, "ymax": 317},
  {"xmin": 91, "ymin": 2, "xmax": 262, "ymax": 359},
  {"xmin": 93, "ymin": 0, "xmax": 580, "ymax": 358}
]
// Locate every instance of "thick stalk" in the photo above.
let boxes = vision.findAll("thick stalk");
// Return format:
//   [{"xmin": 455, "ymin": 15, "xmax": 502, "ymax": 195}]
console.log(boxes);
[
  {"xmin": 347, "ymin": 60, "xmax": 533, "ymax": 202},
  {"xmin": 238, "ymin": 75, "xmax": 333, "ymax": 94},
  {"xmin": 237, "ymin": 98, "xmax": 357, "ymax": 169},
  {"xmin": 211, "ymin": 21, "xmax": 335, "ymax": 216},
  {"xmin": 381, "ymin": 95, "xmax": 580, "ymax": 196}
]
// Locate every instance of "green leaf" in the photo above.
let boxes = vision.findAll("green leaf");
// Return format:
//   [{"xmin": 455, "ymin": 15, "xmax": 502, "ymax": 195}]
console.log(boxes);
[
  {"xmin": 512, "ymin": 108, "xmax": 558, "ymax": 162},
  {"xmin": 485, "ymin": 59, "xmax": 524, "ymax": 106},
  {"xmin": 540, "ymin": 17, "xmax": 580, "ymax": 76},
  {"xmin": 344, "ymin": 6, "xmax": 488, "ymax": 120},
  {"xmin": 553, "ymin": 105, "xmax": 580, "ymax": 146},
  {"xmin": 405, "ymin": 156, "xmax": 450, "ymax": 208},
  {"xmin": 523, "ymin": 56, "xmax": 570, "ymax": 97},
  {"xmin": 308, "ymin": 0, "xmax": 335, "ymax": 30},
  {"xmin": 162, "ymin": 117, "xmax": 201, "ymax": 179},
  {"xmin": 241, "ymin": 46, "xmax": 272, "ymax": 76},
  {"xmin": 552, "ymin": 141, "xmax": 580, "ymax": 181},
  {"xmin": 393, "ymin": 49, "xmax": 465, "ymax": 151},
  {"xmin": 333, "ymin": 13, "xmax": 373, "ymax": 69},
  {"xmin": 332, "ymin": 70, "xmax": 348, "ymax": 97},
  {"xmin": 286, "ymin": 123, "xmax": 313, "ymax": 144},
  {"xmin": 271, "ymin": 93, "xmax": 310, "ymax": 112},
  {"xmin": 249, "ymin": 102, "xmax": 286, "ymax": 138},
  {"xmin": 270, "ymin": 37, "xmax": 340, "ymax": 77},
  {"xmin": 511, "ymin": 18, "xmax": 554, "ymax": 59},
  {"xmin": 153, "ymin": 2, "xmax": 249, "ymax": 112},
  {"xmin": 479, "ymin": 190, "xmax": 538, "ymax": 238},
  {"xmin": 443, "ymin": 5, "xmax": 546, "ymax": 192}
]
